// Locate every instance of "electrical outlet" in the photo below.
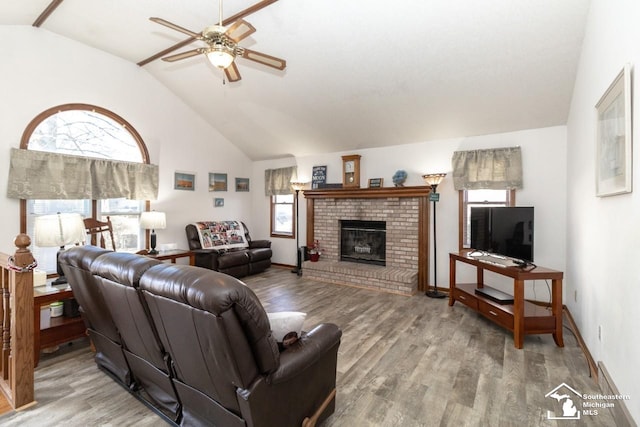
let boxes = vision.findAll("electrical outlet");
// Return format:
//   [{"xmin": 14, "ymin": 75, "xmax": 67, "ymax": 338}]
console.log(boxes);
[{"xmin": 598, "ymin": 325, "xmax": 602, "ymax": 341}]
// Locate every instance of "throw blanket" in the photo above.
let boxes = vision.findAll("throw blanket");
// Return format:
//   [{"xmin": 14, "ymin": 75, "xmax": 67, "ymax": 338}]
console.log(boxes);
[{"xmin": 192, "ymin": 221, "xmax": 249, "ymax": 250}]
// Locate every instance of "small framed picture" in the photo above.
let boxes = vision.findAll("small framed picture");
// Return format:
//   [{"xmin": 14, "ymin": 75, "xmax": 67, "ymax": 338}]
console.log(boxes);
[
  {"xmin": 214, "ymin": 198, "xmax": 224, "ymax": 207},
  {"xmin": 235, "ymin": 177, "xmax": 250, "ymax": 192},
  {"xmin": 174, "ymin": 171, "xmax": 195, "ymax": 191},
  {"xmin": 368, "ymin": 178, "xmax": 384, "ymax": 188},
  {"xmin": 209, "ymin": 173, "xmax": 228, "ymax": 191}
]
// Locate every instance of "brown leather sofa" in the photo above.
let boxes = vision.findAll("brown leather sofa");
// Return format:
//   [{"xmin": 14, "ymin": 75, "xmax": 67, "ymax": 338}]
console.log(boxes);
[
  {"xmin": 185, "ymin": 222, "xmax": 272, "ymax": 278},
  {"xmin": 59, "ymin": 246, "xmax": 342, "ymax": 427}
]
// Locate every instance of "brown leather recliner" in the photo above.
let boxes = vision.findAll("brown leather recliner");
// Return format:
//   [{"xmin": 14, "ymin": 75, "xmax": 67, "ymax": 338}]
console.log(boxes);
[
  {"xmin": 140, "ymin": 264, "xmax": 342, "ymax": 427},
  {"xmin": 60, "ymin": 246, "xmax": 342, "ymax": 427},
  {"xmin": 59, "ymin": 245, "xmax": 130, "ymax": 385}
]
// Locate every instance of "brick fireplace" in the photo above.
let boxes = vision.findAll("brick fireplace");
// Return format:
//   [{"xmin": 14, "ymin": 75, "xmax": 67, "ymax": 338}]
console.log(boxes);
[{"xmin": 302, "ymin": 186, "xmax": 431, "ymax": 295}]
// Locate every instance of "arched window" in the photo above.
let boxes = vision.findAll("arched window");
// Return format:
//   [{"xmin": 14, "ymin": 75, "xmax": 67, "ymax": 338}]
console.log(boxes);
[{"xmin": 19, "ymin": 104, "xmax": 151, "ymax": 273}]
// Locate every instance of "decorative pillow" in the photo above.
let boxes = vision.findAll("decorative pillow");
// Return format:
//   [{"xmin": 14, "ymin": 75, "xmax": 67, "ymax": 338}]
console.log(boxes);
[
  {"xmin": 267, "ymin": 312, "xmax": 306, "ymax": 342},
  {"xmin": 192, "ymin": 221, "xmax": 249, "ymax": 250}
]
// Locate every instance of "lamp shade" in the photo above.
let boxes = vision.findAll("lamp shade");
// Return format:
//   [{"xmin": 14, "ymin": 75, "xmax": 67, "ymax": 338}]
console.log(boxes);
[
  {"xmin": 140, "ymin": 211, "xmax": 166, "ymax": 230},
  {"xmin": 422, "ymin": 173, "xmax": 447, "ymax": 187},
  {"xmin": 290, "ymin": 181, "xmax": 307, "ymax": 192},
  {"xmin": 34, "ymin": 213, "xmax": 86, "ymax": 248}
]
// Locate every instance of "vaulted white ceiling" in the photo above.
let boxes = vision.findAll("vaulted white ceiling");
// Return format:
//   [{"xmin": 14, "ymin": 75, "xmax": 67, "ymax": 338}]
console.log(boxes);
[{"xmin": 1, "ymin": 0, "xmax": 590, "ymax": 160}]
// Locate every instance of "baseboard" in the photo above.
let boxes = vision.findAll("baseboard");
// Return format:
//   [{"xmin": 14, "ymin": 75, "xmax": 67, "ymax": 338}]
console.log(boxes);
[
  {"xmin": 562, "ymin": 306, "xmax": 598, "ymax": 380},
  {"xmin": 563, "ymin": 307, "xmax": 637, "ymax": 426},
  {"xmin": 271, "ymin": 262, "xmax": 295, "ymax": 269},
  {"xmin": 598, "ymin": 362, "xmax": 637, "ymax": 427}
]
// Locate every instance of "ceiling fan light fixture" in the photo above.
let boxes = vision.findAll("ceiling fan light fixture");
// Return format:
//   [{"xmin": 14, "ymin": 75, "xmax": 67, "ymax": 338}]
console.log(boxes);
[
  {"xmin": 203, "ymin": 27, "xmax": 237, "ymax": 69},
  {"xmin": 207, "ymin": 47, "xmax": 235, "ymax": 69}
]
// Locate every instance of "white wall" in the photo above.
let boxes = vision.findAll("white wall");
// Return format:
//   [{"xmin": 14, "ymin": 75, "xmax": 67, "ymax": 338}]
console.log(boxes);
[
  {"xmin": 0, "ymin": 26, "xmax": 255, "ymax": 255},
  {"xmin": 255, "ymin": 125, "xmax": 568, "ymax": 301},
  {"xmin": 566, "ymin": 0, "xmax": 640, "ymax": 421}
]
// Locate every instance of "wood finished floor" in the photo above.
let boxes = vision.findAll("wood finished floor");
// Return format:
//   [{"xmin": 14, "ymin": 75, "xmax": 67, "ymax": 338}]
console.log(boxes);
[{"xmin": 0, "ymin": 267, "xmax": 615, "ymax": 426}]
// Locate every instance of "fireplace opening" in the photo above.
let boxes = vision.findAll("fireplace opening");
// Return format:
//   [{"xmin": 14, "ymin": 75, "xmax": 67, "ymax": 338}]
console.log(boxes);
[{"xmin": 340, "ymin": 220, "xmax": 386, "ymax": 266}]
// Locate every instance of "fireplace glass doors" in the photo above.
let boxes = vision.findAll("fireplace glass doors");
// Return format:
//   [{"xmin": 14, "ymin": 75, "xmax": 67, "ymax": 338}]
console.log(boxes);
[{"xmin": 340, "ymin": 220, "xmax": 386, "ymax": 266}]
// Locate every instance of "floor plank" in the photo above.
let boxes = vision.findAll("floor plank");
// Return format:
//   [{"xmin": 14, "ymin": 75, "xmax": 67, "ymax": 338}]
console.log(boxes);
[{"xmin": 0, "ymin": 267, "xmax": 616, "ymax": 426}]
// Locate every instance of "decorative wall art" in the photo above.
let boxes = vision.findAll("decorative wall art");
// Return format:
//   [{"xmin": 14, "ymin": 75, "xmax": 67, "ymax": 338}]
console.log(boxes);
[
  {"xmin": 209, "ymin": 173, "xmax": 228, "ymax": 192},
  {"xmin": 235, "ymin": 177, "xmax": 250, "ymax": 192},
  {"xmin": 596, "ymin": 63, "xmax": 632, "ymax": 197},
  {"xmin": 214, "ymin": 198, "xmax": 224, "ymax": 207},
  {"xmin": 312, "ymin": 165, "xmax": 327, "ymax": 189},
  {"xmin": 174, "ymin": 172, "xmax": 195, "ymax": 191}
]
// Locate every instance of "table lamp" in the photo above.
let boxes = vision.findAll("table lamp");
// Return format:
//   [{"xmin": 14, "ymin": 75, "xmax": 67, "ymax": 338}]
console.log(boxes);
[
  {"xmin": 140, "ymin": 211, "xmax": 166, "ymax": 255},
  {"xmin": 34, "ymin": 213, "xmax": 86, "ymax": 285}
]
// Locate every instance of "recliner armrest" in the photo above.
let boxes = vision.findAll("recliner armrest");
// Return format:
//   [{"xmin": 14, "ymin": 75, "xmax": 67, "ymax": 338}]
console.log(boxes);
[
  {"xmin": 249, "ymin": 240, "xmax": 271, "ymax": 249},
  {"xmin": 267, "ymin": 323, "xmax": 342, "ymax": 385},
  {"xmin": 192, "ymin": 248, "xmax": 225, "ymax": 271}
]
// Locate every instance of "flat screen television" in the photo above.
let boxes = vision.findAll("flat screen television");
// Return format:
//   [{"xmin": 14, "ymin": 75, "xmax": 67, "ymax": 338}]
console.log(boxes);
[{"xmin": 470, "ymin": 206, "xmax": 534, "ymax": 262}]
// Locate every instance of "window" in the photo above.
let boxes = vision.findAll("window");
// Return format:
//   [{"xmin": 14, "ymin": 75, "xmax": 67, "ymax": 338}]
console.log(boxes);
[
  {"xmin": 271, "ymin": 194, "xmax": 295, "ymax": 238},
  {"xmin": 99, "ymin": 198, "xmax": 145, "ymax": 252},
  {"xmin": 20, "ymin": 104, "xmax": 150, "ymax": 273},
  {"xmin": 459, "ymin": 189, "xmax": 515, "ymax": 249}
]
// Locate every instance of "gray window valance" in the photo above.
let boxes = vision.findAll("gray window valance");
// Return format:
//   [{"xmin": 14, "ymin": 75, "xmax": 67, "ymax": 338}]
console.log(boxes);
[
  {"xmin": 451, "ymin": 146, "xmax": 523, "ymax": 190},
  {"xmin": 265, "ymin": 166, "xmax": 297, "ymax": 196},
  {"xmin": 7, "ymin": 148, "xmax": 159, "ymax": 200}
]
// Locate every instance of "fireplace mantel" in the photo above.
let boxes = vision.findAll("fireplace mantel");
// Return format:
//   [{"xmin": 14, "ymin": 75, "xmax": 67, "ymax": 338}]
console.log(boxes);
[
  {"xmin": 303, "ymin": 186, "xmax": 431, "ymax": 293},
  {"xmin": 303, "ymin": 185, "xmax": 431, "ymax": 200}
]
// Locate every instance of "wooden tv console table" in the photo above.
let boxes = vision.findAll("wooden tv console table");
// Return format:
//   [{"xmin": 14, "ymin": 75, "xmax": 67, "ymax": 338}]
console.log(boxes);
[{"xmin": 449, "ymin": 251, "xmax": 564, "ymax": 349}]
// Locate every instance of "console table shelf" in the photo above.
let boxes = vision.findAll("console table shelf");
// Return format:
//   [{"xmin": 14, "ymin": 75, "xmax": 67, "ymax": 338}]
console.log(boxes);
[
  {"xmin": 34, "ymin": 283, "xmax": 86, "ymax": 366},
  {"xmin": 449, "ymin": 252, "xmax": 564, "ymax": 349}
]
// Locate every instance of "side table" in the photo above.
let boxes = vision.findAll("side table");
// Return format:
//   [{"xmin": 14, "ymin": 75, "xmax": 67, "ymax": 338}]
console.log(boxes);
[{"xmin": 143, "ymin": 249, "xmax": 195, "ymax": 265}]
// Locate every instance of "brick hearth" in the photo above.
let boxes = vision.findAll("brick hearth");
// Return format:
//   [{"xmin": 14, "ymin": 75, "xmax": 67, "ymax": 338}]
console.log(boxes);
[
  {"xmin": 302, "ymin": 187, "xmax": 431, "ymax": 295},
  {"xmin": 303, "ymin": 260, "xmax": 418, "ymax": 295}
]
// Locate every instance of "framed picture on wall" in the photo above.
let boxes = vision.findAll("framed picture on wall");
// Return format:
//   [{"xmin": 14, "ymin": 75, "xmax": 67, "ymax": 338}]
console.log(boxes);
[
  {"xmin": 174, "ymin": 171, "xmax": 195, "ymax": 191},
  {"xmin": 235, "ymin": 177, "xmax": 250, "ymax": 192},
  {"xmin": 595, "ymin": 63, "xmax": 632, "ymax": 197},
  {"xmin": 209, "ymin": 173, "xmax": 228, "ymax": 191},
  {"xmin": 214, "ymin": 198, "xmax": 224, "ymax": 207}
]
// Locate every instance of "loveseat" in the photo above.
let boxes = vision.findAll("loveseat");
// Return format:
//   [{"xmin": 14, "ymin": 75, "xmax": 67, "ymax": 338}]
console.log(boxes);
[
  {"xmin": 59, "ymin": 246, "xmax": 342, "ymax": 427},
  {"xmin": 185, "ymin": 221, "xmax": 272, "ymax": 278}
]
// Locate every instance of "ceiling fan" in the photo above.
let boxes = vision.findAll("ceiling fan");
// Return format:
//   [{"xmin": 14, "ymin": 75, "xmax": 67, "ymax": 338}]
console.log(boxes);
[{"xmin": 149, "ymin": 0, "xmax": 286, "ymax": 82}]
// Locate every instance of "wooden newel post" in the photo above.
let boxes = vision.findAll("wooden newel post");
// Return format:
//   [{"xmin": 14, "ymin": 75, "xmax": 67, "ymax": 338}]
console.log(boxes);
[
  {"xmin": 0, "ymin": 234, "xmax": 36, "ymax": 409},
  {"xmin": 12, "ymin": 234, "xmax": 35, "ymax": 270}
]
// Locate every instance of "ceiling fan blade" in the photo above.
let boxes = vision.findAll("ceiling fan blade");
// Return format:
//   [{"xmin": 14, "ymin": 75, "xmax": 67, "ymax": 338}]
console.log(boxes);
[
  {"xmin": 241, "ymin": 48, "xmax": 286, "ymax": 70},
  {"xmin": 150, "ymin": 17, "xmax": 201, "ymax": 38},
  {"xmin": 162, "ymin": 48, "xmax": 204, "ymax": 62},
  {"xmin": 225, "ymin": 19, "xmax": 256, "ymax": 43},
  {"xmin": 221, "ymin": 0, "xmax": 278, "ymax": 26},
  {"xmin": 225, "ymin": 62, "xmax": 242, "ymax": 82}
]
